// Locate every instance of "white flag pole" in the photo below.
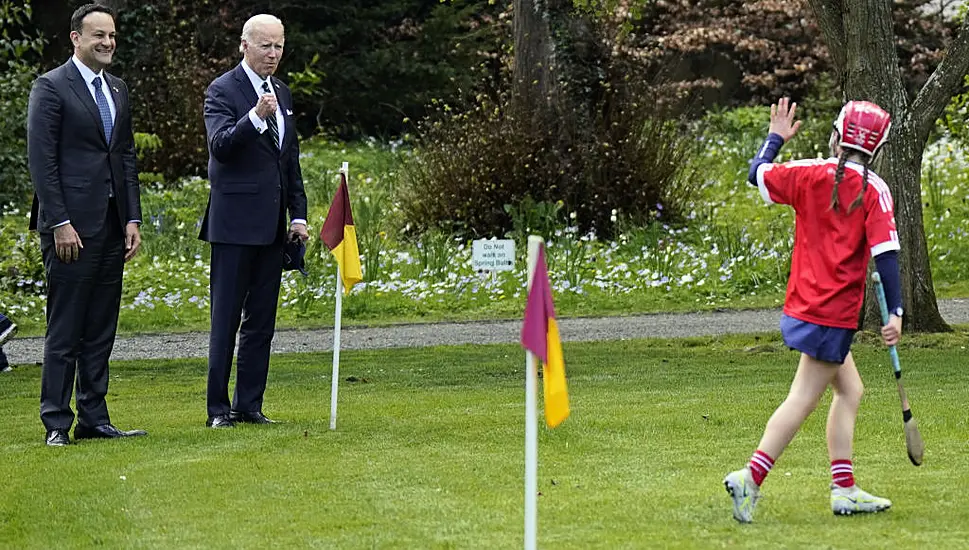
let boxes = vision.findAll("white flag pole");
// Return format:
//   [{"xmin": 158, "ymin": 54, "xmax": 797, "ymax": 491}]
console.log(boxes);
[
  {"xmin": 524, "ymin": 235, "xmax": 543, "ymax": 550},
  {"xmin": 329, "ymin": 161, "xmax": 350, "ymax": 431},
  {"xmin": 329, "ymin": 265, "xmax": 343, "ymax": 431}
]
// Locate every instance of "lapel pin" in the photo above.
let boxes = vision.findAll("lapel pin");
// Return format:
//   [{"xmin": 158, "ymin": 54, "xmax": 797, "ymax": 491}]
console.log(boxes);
[{"xmin": 112, "ymin": 87, "xmax": 119, "ymax": 93}]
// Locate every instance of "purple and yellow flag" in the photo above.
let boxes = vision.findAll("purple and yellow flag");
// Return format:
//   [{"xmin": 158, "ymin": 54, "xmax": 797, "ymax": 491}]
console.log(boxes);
[
  {"xmin": 521, "ymin": 244, "xmax": 569, "ymax": 428},
  {"xmin": 320, "ymin": 173, "xmax": 363, "ymax": 293}
]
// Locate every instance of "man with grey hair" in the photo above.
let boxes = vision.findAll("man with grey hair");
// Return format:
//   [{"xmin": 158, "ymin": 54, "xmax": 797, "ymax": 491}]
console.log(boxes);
[{"xmin": 199, "ymin": 14, "xmax": 308, "ymax": 428}]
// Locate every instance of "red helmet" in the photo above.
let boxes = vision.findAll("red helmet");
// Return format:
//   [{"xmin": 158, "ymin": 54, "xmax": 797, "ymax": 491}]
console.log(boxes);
[{"xmin": 833, "ymin": 101, "xmax": 892, "ymax": 157}]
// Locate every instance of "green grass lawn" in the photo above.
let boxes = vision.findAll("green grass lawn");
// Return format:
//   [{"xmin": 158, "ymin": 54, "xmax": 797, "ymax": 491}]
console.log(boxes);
[{"xmin": 1, "ymin": 333, "xmax": 968, "ymax": 548}]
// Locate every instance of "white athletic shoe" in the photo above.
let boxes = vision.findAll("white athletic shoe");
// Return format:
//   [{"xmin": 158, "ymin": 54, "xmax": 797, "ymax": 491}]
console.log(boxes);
[
  {"xmin": 724, "ymin": 467, "xmax": 761, "ymax": 523},
  {"xmin": 831, "ymin": 484, "xmax": 892, "ymax": 515}
]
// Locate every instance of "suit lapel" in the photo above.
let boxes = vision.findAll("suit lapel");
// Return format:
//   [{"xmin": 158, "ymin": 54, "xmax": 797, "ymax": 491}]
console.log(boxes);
[
  {"xmin": 234, "ymin": 64, "xmax": 277, "ymax": 154},
  {"xmin": 234, "ymin": 64, "xmax": 260, "ymax": 109},
  {"xmin": 65, "ymin": 61, "xmax": 108, "ymax": 145}
]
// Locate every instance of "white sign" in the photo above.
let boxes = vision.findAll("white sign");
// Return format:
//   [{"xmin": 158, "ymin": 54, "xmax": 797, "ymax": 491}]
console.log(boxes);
[{"xmin": 471, "ymin": 239, "xmax": 516, "ymax": 272}]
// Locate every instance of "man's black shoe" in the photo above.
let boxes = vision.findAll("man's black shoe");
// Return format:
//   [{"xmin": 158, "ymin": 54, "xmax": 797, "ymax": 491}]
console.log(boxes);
[
  {"xmin": 74, "ymin": 424, "xmax": 148, "ymax": 439},
  {"xmin": 229, "ymin": 411, "xmax": 276, "ymax": 424},
  {"xmin": 206, "ymin": 415, "xmax": 235, "ymax": 428},
  {"xmin": 46, "ymin": 429, "xmax": 70, "ymax": 446}
]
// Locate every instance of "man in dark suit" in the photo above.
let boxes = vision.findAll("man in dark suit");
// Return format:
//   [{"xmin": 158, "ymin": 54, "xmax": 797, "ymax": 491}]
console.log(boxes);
[
  {"xmin": 27, "ymin": 4, "xmax": 146, "ymax": 446},
  {"xmin": 200, "ymin": 14, "xmax": 309, "ymax": 428}
]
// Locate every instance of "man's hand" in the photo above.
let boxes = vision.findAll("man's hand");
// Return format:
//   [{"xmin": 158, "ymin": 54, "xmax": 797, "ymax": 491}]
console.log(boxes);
[
  {"xmin": 768, "ymin": 97, "xmax": 802, "ymax": 143},
  {"xmin": 255, "ymin": 94, "xmax": 277, "ymax": 120},
  {"xmin": 53, "ymin": 223, "xmax": 83, "ymax": 263},
  {"xmin": 289, "ymin": 222, "xmax": 309, "ymax": 242},
  {"xmin": 124, "ymin": 222, "xmax": 142, "ymax": 262},
  {"xmin": 881, "ymin": 314, "xmax": 902, "ymax": 347}
]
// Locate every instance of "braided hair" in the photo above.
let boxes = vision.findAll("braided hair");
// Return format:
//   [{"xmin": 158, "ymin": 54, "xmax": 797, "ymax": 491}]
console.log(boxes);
[
  {"xmin": 847, "ymin": 160, "xmax": 870, "ymax": 213},
  {"xmin": 830, "ymin": 151, "xmax": 849, "ymax": 212},
  {"xmin": 829, "ymin": 131, "xmax": 872, "ymax": 213}
]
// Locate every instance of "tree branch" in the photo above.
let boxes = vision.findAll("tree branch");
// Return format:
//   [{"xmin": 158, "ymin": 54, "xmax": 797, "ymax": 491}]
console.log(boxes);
[
  {"xmin": 910, "ymin": 14, "xmax": 969, "ymax": 142},
  {"xmin": 807, "ymin": 0, "xmax": 847, "ymax": 76}
]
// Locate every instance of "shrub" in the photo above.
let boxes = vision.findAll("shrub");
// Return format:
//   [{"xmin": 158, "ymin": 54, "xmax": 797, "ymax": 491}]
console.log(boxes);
[{"xmin": 397, "ymin": 76, "xmax": 700, "ymax": 241}]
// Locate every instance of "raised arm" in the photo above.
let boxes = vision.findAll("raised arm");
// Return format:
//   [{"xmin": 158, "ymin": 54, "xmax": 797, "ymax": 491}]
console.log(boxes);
[
  {"xmin": 748, "ymin": 98, "xmax": 802, "ymax": 186},
  {"xmin": 204, "ymin": 82, "xmax": 259, "ymax": 163}
]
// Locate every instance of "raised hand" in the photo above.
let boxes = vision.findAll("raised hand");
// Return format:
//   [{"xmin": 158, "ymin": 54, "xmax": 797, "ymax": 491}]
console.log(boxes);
[
  {"xmin": 255, "ymin": 94, "xmax": 277, "ymax": 120},
  {"xmin": 768, "ymin": 97, "xmax": 802, "ymax": 143}
]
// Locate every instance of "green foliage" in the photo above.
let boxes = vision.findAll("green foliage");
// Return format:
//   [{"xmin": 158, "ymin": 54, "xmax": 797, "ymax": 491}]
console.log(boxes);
[
  {"xmin": 281, "ymin": 0, "xmax": 505, "ymax": 139},
  {"xmin": 398, "ymin": 83, "xmax": 701, "ymax": 241},
  {"xmin": 699, "ymin": 74, "xmax": 843, "ymax": 186},
  {"xmin": 111, "ymin": 0, "xmax": 238, "ymax": 181},
  {"xmin": 0, "ymin": 219, "xmax": 43, "ymax": 295},
  {"xmin": 286, "ymin": 53, "xmax": 326, "ymax": 131},
  {"xmin": 922, "ymin": 137, "xmax": 969, "ymax": 288},
  {"xmin": 136, "ymin": 177, "xmax": 210, "ymax": 259},
  {"xmin": 5, "ymin": 130, "xmax": 969, "ymax": 335},
  {"xmin": 354, "ymin": 186, "xmax": 393, "ymax": 286},
  {"xmin": 504, "ymin": 197, "xmax": 564, "ymax": 242},
  {"xmin": 0, "ymin": 0, "xmax": 44, "ymax": 209},
  {"xmin": 942, "ymin": 74, "xmax": 969, "ymax": 145},
  {"xmin": 86, "ymin": 0, "xmax": 504, "ymax": 177},
  {"xmin": 547, "ymin": 224, "xmax": 596, "ymax": 289},
  {"xmin": 413, "ymin": 228, "xmax": 455, "ymax": 280},
  {"xmin": 133, "ymin": 132, "xmax": 163, "ymax": 159}
]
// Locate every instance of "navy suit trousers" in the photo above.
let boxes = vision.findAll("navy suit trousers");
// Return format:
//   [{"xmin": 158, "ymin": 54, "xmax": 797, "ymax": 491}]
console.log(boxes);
[
  {"xmin": 40, "ymin": 205, "xmax": 124, "ymax": 430},
  {"xmin": 206, "ymin": 241, "xmax": 284, "ymax": 417}
]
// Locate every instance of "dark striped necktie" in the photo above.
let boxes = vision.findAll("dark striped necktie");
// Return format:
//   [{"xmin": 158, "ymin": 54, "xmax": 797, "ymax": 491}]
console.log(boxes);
[{"xmin": 261, "ymin": 81, "xmax": 280, "ymax": 149}]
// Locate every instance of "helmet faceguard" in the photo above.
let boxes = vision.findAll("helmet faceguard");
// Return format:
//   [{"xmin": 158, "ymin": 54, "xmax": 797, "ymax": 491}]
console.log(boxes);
[{"xmin": 833, "ymin": 101, "xmax": 892, "ymax": 157}]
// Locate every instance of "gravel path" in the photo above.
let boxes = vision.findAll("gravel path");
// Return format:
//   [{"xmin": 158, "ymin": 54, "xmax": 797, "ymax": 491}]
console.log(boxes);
[{"xmin": 5, "ymin": 299, "xmax": 969, "ymax": 364}]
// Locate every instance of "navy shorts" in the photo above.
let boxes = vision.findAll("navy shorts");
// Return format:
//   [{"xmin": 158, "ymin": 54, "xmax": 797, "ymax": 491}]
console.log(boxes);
[{"xmin": 780, "ymin": 314, "xmax": 855, "ymax": 364}]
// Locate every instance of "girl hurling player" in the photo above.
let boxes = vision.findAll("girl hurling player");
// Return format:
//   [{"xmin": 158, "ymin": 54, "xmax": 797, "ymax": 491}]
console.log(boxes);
[{"xmin": 723, "ymin": 98, "xmax": 904, "ymax": 523}]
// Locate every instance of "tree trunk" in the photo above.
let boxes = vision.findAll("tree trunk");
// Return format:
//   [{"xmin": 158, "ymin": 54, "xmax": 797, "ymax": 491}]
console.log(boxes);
[
  {"xmin": 871, "ymin": 122, "xmax": 950, "ymax": 331},
  {"xmin": 808, "ymin": 0, "xmax": 969, "ymax": 331},
  {"xmin": 512, "ymin": 0, "xmax": 553, "ymax": 120}
]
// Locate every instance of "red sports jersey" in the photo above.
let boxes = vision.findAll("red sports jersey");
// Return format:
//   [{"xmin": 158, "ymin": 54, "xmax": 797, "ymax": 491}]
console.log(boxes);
[{"xmin": 756, "ymin": 159, "xmax": 900, "ymax": 329}]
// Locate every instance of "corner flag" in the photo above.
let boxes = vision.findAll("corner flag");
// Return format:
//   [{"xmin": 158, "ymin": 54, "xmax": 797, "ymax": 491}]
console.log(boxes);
[
  {"xmin": 320, "ymin": 172, "xmax": 363, "ymax": 293},
  {"xmin": 521, "ymin": 244, "xmax": 569, "ymax": 428}
]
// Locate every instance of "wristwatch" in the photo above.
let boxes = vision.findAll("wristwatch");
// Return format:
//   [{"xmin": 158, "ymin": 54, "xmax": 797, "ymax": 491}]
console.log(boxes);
[{"xmin": 893, "ymin": 307, "xmax": 904, "ymax": 317}]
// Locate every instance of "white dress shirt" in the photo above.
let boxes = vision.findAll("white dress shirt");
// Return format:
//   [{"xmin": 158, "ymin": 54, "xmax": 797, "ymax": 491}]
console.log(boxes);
[{"xmin": 72, "ymin": 55, "xmax": 116, "ymax": 123}]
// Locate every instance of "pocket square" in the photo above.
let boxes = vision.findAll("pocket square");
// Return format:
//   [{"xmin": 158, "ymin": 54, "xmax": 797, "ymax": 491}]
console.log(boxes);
[{"xmin": 286, "ymin": 109, "xmax": 293, "ymax": 115}]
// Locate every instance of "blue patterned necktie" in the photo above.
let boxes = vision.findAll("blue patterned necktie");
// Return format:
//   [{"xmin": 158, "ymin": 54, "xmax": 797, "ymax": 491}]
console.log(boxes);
[
  {"xmin": 92, "ymin": 76, "xmax": 113, "ymax": 143},
  {"xmin": 261, "ymin": 81, "xmax": 280, "ymax": 149}
]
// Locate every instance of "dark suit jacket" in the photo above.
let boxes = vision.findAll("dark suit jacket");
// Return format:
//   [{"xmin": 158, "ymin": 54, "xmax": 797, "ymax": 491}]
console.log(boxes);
[
  {"xmin": 199, "ymin": 64, "xmax": 308, "ymax": 246},
  {"xmin": 27, "ymin": 60, "xmax": 141, "ymax": 237}
]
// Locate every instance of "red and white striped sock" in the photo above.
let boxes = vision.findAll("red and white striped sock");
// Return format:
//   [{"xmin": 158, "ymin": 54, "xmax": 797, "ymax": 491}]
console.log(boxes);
[
  {"xmin": 748, "ymin": 450, "xmax": 774, "ymax": 486},
  {"xmin": 831, "ymin": 460, "xmax": 854, "ymax": 488}
]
